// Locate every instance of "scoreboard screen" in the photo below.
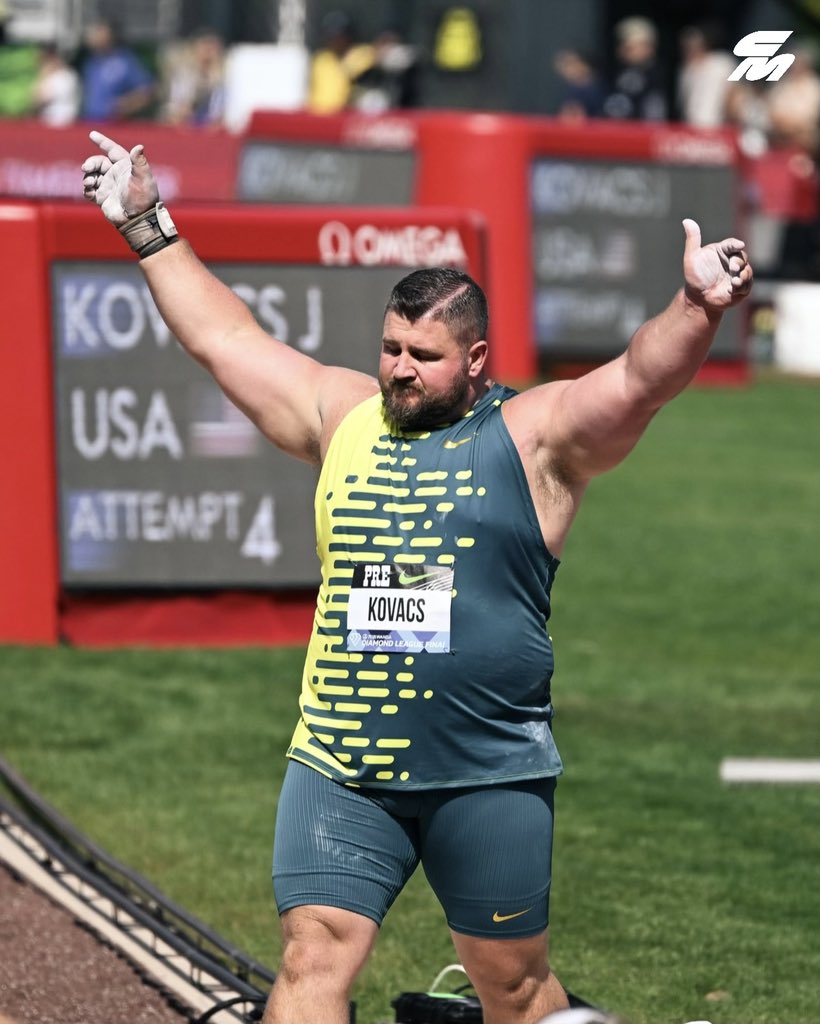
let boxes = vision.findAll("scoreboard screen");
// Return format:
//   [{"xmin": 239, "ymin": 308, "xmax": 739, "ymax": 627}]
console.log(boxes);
[
  {"xmin": 50, "ymin": 246, "xmax": 470, "ymax": 587},
  {"xmin": 530, "ymin": 157, "xmax": 741, "ymax": 360},
  {"xmin": 238, "ymin": 141, "xmax": 416, "ymax": 205}
]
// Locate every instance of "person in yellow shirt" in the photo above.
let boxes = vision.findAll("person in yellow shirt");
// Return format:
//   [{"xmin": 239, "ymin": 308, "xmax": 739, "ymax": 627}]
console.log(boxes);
[{"xmin": 307, "ymin": 11, "xmax": 375, "ymax": 114}]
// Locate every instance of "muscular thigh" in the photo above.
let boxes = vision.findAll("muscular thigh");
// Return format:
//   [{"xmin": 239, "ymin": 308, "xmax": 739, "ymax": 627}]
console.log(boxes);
[
  {"xmin": 419, "ymin": 777, "xmax": 557, "ymax": 939},
  {"xmin": 273, "ymin": 760, "xmax": 421, "ymax": 926}
]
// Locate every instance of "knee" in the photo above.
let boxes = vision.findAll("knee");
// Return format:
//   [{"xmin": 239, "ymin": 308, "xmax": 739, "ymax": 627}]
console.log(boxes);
[
  {"xmin": 278, "ymin": 907, "xmax": 374, "ymax": 992},
  {"xmin": 279, "ymin": 934, "xmax": 331, "ymax": 987},
  {"xmin": 475, "ymin": 961, "xmax": 548, "ymax": 1012},
  {"xmin": 279, "ymin": 917, "xmax": 341, "ymax": 985},
  {"xmin": 465, "ymin": 947, "xmax": 564, "ymax": 1019}
]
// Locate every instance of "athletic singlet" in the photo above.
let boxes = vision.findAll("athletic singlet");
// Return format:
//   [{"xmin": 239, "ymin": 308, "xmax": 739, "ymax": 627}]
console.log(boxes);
[{"xmin": 286, "ymin": 383, "xmax": 564, "ymax": 789}]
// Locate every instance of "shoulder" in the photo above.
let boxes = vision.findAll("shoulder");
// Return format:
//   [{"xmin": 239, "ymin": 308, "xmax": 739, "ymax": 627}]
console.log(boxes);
[
  {"xmin": 319, "ymin": 368, "xmax": 380, "ymax": 459},
  {"xmin": 500, "ymin": 379, "xmax": 571, "ymax": 444},
  {"xmin": 500, "ymin": 378, "xmax": 583, "ymax": 488}
]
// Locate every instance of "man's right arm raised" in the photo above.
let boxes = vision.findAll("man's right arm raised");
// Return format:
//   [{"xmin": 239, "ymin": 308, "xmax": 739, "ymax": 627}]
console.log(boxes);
[{"xmin": 81, "ymin": 131, "xmax": 378, "ymax": 465}]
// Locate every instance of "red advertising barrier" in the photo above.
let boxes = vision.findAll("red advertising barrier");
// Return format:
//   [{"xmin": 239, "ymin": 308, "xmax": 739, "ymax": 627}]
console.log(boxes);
[
  {"xmin": 0, "ymin": 112, "xmax": 768, "ymax": 648},
  {"xmin": 244, "ymin": 111, "xmax": 747, "ymax": 382},
  {"xmin": 0, "ymin": 203, "xmax": 59, "ymax": 643},
  {"xmin": 0, "ymin": 119, "xmax": 239, "ymax": 203},
  {"xmin": 0, "ymin": 200, "xmax": 486, "ymax": 646},
  {"xmin": 743, "ymin": 146, "xmax": 819, "ymax": 222}
]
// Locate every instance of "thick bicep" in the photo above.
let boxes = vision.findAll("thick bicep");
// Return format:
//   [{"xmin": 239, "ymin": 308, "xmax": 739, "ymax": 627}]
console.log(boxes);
[
  {"xmin": 138, "ymin": 244, "xmax": 378, "ymax": 461},
  {"xmin": 202, "ymin": 324, "xmax": 347, "ymax": 462},
  {"xmin": 508, "ymin": 358, "xmax": 659, "ymax": 481}
]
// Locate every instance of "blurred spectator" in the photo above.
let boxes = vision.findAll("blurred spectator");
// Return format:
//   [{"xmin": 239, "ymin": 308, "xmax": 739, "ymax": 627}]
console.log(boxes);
[
  {"xmin": 553, "ymin": 48, "xmax": 605, "ymax": 120},
  {"xmin": 725, "ymin": 77, "xmax": 771, "ymax": 156},
  {"xmin": 765, "ymin": 47, "xmax": 820, "ymax": 282},
  {"xmin": 766, "ymin": 43, "xmax": 820, "ymax": 159},
  {"xmin": 161, "ymin": 27, "xmax": 225, "ymax": 126},
  {"xmin": 80, "ymin": 17, "xmax": 155, "ymax": 122},
  {"xmin": 33, "ymin": 44, "xmax": 80, "ymax": 126},
  {"xmin": 307, "ymin": 11, "xmax": 375, "ymax": 114},
  {"xmin": 0, "ymin": 0, "xmax": 39, "ymax": 117},
  {"xmin": 353, "ymin": 27, "xmax": 419, "ymax": 113},
  {"xmin": 677, "ymin": 23, "xmax": 734, "ymax": 128},
  {"xmin": 603, "ymin": 16, "xmax": 666, "ymax": 121}
]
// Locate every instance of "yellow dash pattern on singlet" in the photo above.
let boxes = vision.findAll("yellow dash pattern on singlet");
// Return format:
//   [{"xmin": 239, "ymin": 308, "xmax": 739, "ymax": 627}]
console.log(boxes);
[{"xmin": 287, "ymin": 389, "xmax": 537, "ymax": 789}]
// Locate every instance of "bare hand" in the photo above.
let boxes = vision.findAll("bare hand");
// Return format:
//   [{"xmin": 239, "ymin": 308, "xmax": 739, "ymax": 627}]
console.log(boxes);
[
  {"xmin": 682, "ymin": 218, "xmax": 753, "ymax": 311},
  {"xmin": 81, "ymin": 130, "xmax": 159, "ymax": 226}
]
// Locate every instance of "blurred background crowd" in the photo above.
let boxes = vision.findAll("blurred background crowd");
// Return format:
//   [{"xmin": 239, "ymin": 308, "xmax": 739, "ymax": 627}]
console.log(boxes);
[
  {"xmin": 0, "ymin": 0, "xmax": 817, "ymax": 289},
  {"xmin": 0, "ymin": 0, "xmax": 817, "ymax": 163}
]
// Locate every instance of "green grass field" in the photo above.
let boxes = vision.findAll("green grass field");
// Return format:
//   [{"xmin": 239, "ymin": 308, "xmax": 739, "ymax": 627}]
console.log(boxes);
[{"xmin": 2, "ymin": 373, "xmax": 819, "ymax": 1024}]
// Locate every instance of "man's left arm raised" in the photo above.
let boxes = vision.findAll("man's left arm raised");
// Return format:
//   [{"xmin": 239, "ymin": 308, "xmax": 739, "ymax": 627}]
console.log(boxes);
[{"xmin": 506, "ymin": 218, "xmax": 754, "ymax": 487}]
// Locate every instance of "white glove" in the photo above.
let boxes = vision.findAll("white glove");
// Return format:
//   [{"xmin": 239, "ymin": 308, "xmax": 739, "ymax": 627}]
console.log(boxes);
[{"xmin": 81, "ymin": 130, "xmax": 159, "ymax": 226}]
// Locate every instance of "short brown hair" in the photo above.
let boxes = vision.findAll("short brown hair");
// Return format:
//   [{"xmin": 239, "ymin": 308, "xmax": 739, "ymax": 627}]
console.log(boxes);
[{"xmin": 385, "ymin": 267, "xmax": 488, "ymax": 347}]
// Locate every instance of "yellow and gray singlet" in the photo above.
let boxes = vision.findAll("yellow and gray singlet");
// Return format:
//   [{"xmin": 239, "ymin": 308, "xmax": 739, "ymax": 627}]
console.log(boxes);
[{"xmin": 286, "ymin": 383, "xmax": 563, "ymax": 789}]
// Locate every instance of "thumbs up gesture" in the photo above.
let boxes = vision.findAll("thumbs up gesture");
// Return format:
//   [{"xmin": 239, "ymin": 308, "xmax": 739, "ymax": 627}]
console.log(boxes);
[
  {"xmin": 81, "ymin": 130, "xmax": 160, "ymax": 226},
  {"xmin": 681, "ymin": 218, "xmax": 754, "ymax": 311}
]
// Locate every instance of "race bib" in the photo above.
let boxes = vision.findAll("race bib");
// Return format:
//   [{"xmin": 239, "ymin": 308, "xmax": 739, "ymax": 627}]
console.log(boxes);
[{"xmin": 346, "ymin": 562, "xmax": 454, "ymax": 654}]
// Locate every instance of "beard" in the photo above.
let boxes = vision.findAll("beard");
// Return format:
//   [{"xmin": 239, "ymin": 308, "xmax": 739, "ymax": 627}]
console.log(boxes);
[{"xmin": 380, "ymin": 363, "xmax": 471, "ymax": 432}]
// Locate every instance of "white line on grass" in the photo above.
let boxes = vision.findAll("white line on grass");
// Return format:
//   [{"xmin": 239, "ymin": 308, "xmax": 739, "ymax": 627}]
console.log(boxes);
[{"xmin": 720, "ymin": 758, "xmax": 820, "ymax": 783}]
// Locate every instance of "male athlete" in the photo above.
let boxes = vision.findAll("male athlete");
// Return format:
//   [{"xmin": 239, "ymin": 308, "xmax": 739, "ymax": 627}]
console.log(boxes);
[{"xmin": 81, "ymin": 131, "xmax": 753, "ymax": 1024}]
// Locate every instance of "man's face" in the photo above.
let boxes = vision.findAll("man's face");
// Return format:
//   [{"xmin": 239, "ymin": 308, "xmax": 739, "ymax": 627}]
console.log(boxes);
[
  {"xmin": 85, "ymin": 22, "xmax": 113, "ymax": 51},
  {"xmin": 378, "ymin": 313, "xmax": 474, "ymax": 431},
  {"xmin": 620, "ymin": 35, "xmax": 654, "ymax": 65}
]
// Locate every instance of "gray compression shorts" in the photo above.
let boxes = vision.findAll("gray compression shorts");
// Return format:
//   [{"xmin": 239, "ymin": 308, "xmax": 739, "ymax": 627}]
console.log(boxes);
[{"xmin": 272, "ymin": 760, "xmax": 557, "ymax": 939}]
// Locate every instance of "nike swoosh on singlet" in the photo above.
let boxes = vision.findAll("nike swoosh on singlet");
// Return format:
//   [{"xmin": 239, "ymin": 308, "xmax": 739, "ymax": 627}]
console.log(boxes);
[
  {"xmin": 442, "ymin": 436, "xmax": 473, "ymax": 449},
  {"xmin": 397, "ymin": 569, "xmax": 438, "ymax": 586},
  {"xmin": 492, "ymin": 908, "xmax": 533, "ymax": 923}
]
